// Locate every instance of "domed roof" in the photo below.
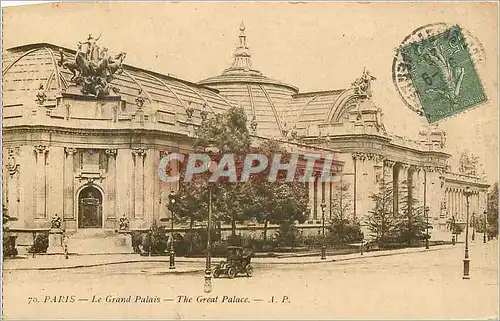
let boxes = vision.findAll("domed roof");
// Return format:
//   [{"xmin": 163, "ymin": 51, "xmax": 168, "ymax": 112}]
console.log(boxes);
[
  {"xmin": 3, "ymin": 43, "xmax": 234, "ymax": 127},
  {"xmin": 198, "ymin": 23, "xmax": 298, "ymax": 138}
]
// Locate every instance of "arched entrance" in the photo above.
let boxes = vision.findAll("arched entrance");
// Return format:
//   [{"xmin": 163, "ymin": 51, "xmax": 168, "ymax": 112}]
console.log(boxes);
[{"xmin": 78, "ymin": 185, "xmax": 103, "ymax": 228}]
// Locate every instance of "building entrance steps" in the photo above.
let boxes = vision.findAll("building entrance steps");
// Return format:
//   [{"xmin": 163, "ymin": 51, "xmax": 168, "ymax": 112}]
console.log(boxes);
[{"xmin": 66, "ymin": 228, "xmax": 134, "ymax": 255}]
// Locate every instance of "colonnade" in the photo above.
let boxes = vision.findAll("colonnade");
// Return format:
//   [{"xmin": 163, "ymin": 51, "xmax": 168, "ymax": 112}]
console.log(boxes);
[
  {"xmin": 444, "ymin": 187, "xmax": 484, "ymax": 222},
  {"xmin": 306, "ymin": 176, "xmax": 340, "ymax": 222}
]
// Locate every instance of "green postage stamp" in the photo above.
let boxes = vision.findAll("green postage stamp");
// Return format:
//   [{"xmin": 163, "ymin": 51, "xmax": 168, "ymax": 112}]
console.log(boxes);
[{"xmin": 399, "ymin": 25, "xmax": 486, "ymax": 123}]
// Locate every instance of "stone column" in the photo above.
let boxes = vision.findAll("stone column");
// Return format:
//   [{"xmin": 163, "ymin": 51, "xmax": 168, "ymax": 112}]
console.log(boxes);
[
  {"xmin": 451, "ymin": 189, "xmax": 455, "ymax": 219},
  {"xmin": 447, "ymin": 189, "xmax": 451, "ymax": 219},
  {"xmin": 398, "ymin": 163, "xmax": 410, "ymax": 214},
  {"xmin": 471, "ymin": 191, "xmax": 476, "ymax": 218},
  {"xmin": 308, "ymin": 180, "xmax": 315, "ymax": 222},
  {"xmin": 409, "ymin": 166, "xmax": 419, "ymax": 214},
  {"xmin": 352, "ymin": 155, "xmax": 358, "ymax": 221},
  {"xmin": 383, "ymin": 160, "xmax": 395, "ymax": 215},
  {"xmin": 449, "ymin": 189, "xmax": 453, "ymax": 219},
  {"xmin": 399, "ymin": 163, "xmax": 410, "ymax": 184},
  {"xmin": 153, "ymin": 150, "xmax": 162, "ymax": 222},
  {"xmin": 311, "ymin": 173, "xmax": 318, "ymax": 221},
  {"xmin": 34, "ymin": 145, "xmax": 48, "ymax": 219},
  {"xmin": 143, "ymin": 148, "xmax": 155, "ymax": 224},
  {"xmin": 459, "ymin": 189, "xmax": 463, "ymax": 221},
  {"xmin": 116, "ymin": 149, "xmax": 132, "ymax": 221},
  {"xmin": 352, "ymin": 153, "xmax": 381, "ymax": 222},
  {"xmin": 327, "ymin": 182, "xmax": 333, "ymax": 221},
  {"xmin": 132, "ymin": 148, "xmax": 146, "ymax": 220},
  {"xmin": 475, "ymin": 192, "xmax": 480, "ymax": 217},
  {"xmin": 316, "ymin": 174, "xmax": 323, "ymax": 221},
  {"xmin": 428, "ymin": 168, "xmax": 443, "ymax": 220},
  {"xmin": 47, "ymin": 147, "xmax": 64, "ymax": 222},
  {"xmin": 64, "ymin": 148, "xmax": 78, "ymax": 221},
  {"xmin": 452, "ymin": 189, "xmax": 455, "ymax": 219},
  {"xmin": 105, "ymin": 149, "xmax": 118, "ymax": 227},
  {"xmin": 18, "ymin": 146, "xmax": 35, "ymax": 224},
  {"xmin": 417, "ymin": 167, "xmax": 424, "ymax": 205},
  {"xmin": 351, "ymin": 153, "xmax": 368, "ymax": 221}
]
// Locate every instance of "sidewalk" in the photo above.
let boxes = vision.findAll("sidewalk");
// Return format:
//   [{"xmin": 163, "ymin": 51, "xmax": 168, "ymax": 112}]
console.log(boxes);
[{"xmin": 2, "ymin": 242, "xmax": 468, "ymax": 271}]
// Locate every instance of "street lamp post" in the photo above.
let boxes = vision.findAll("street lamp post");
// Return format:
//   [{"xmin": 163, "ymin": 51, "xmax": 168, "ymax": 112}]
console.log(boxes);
[
  {"xmin": 204, "ymin": 186, "xmax": 213, "ymax": 293},
  {"xmin": 483, "ymin": 210, "xmax": 487, "ymax": 244},
  {"xmin": 472, "ymin": 212, "xmax": 476, "ymax": 241},
  {"xmin": 451, "ymin": 215, "xmax": 456, "ymax": 245},
  {"xmin": 463, "ymin": 186, "xmax": 472, "ymax": 280},
  {"xmin": 167, "ymin": 191, "xmax": 176, "ymax": 270},
  {"xmin": 360, "ymin": 222, "xmax": 366, "ymax": 256},
  {"xmin": 425, "ymin": 206, "xmax": 430, "ymax": 250},
  {"xmin": 320, "ymin": 201, "xmax": 326, "ymax": 260},
  {"xmin": 422, "ymin": 170, "xmax": 429, "ymax": 249},
  {"xmin": 204, "ymin": 144, "xmax": 218, "ymax": 293}
]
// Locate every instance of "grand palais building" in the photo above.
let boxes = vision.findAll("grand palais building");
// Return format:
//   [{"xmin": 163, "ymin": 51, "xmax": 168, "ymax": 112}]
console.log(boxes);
[{"xmin": 2, "ymin": 24, "xmax": 489, "ymax": 253}]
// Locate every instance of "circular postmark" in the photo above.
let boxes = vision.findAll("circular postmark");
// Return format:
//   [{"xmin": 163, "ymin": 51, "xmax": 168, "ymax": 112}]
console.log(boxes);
[{"xmin": 392, "ymin": 23, "xmax": 486, "ymax": 122}]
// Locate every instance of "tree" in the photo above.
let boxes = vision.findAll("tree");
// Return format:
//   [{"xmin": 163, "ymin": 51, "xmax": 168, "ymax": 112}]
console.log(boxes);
[
  {"xmin": 487, "ymin": 182, "xmax": 498, "ymax": 237},
  {"xmin": 328, "ymin": 181, "xmax": 362, "ymax": 245},
  {"xmin": 473, "ymin": 212, "xmax": 487, "ymax": 233},
  {"xmin": 367, "ymin": 179, "xmax": 397, "ymax": 246},
  {"xmin": 195, "ymin": 106, "xmax": 251, "ymax": 155},
  {"xmin": 330, "ymin": 181, "xmax": 351, "ymax": 223},
  {"xmin": 174, "ymin": 106, "xmax": 252, "ymax": 237},
  {"xmin": 170, "ymin": 179, "xmax": 206, "ymax": 252},
  {"xmin": 174, "ymin": 107, "xmax": 308, "ymax": 242},
  {"xmin": 395, "ymin": 180, "xmax": 429, "ymax": 245},
  {"xmin": 244, "ymin": 139, "xmax": 308, "ymax": 241}
]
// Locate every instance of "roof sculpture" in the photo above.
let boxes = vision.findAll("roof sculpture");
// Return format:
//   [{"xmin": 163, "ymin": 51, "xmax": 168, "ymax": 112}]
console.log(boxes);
[
  {"xmin": 3, "ymin": 41, "xmax": 235, "ymax": 127},
  {"xmin": 57, "ymin": 33, "xmax": 126, "ymax": 97}
]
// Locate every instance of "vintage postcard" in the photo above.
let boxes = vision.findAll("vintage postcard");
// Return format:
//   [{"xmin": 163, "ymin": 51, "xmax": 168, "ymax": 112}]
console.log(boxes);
[{"xmin": 1, "ymin": 2, "xmax": 498, "ymax": 320}]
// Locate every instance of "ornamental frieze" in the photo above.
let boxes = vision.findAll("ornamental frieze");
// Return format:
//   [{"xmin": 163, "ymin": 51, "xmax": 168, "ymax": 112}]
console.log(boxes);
[
  {"xmin": 421, "ymin": 165, "xmax": 447, "ymax": 173},
  {"xmin": 352, "ymin": 152, "xmax": 384, "ymax": 162}
]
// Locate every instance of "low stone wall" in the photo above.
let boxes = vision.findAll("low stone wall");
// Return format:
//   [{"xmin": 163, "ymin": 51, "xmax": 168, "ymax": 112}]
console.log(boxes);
[{"xmin": 152, "ymin": 222, "xmax": 324, "ymax": 240}]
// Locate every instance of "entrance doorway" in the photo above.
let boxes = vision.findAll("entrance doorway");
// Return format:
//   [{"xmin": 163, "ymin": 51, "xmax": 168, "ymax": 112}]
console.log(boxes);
[{"xmin": 78, "ymin": 186, "xmax": 103, "ymax": 228}]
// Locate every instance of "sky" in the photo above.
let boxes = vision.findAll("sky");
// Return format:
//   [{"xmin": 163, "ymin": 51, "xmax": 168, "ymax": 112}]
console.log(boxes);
[{"xmin": 2, "ymin": 2, "xmax": 498, "ymax": 184}]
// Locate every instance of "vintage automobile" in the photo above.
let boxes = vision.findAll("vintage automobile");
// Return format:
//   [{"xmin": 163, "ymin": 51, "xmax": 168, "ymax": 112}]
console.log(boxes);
[{"xmin": 213, "ymin": 246, "xmax": 253, "ymax": 279}]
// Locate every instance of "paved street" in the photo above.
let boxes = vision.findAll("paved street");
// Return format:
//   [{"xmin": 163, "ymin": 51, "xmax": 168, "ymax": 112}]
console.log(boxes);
[{"xmin": 2, "ymin": 241, "xmax": 498, "ymax": 320}]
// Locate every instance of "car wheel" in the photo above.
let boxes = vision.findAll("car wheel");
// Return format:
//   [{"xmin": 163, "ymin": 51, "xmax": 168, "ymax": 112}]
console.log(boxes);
[
  {"xmin": 227, "ymin": 267, "xmax": 236, "ymax": 279},
  {"xmin": 246, "ymin": 265, "xmax": 253, "ymax": 277},
  {"xmin": 213, "ymin": 269, "xmax": 220, "ymax": 278}
]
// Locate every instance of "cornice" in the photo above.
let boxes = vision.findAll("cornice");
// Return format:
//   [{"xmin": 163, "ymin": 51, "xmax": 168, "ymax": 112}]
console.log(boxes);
[{"xmin": 2, "ymin": 124, "xmax": 189, "ymax": 140}]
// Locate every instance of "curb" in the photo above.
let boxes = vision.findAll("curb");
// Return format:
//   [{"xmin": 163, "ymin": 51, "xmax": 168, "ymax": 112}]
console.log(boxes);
[
  {"xmin": 3, "ymin": 245, "xmax": 455, "ymax": 271},
  {"xmin": 254, "ymin": 245, "xmax": 454, "ymax": 265},
  {"xmin": 141, "ymin": 268, "xmax": 204, "ymax": 275},
  {"xmin": 3, "ymin": 259, "xmax": 174, "ymax": 271}
]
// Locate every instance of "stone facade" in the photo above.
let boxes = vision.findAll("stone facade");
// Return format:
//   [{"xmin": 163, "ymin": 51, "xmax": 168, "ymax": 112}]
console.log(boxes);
[{"xmin": 2, "ymin": 25, "xmax": 489, "ymax": 253}]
